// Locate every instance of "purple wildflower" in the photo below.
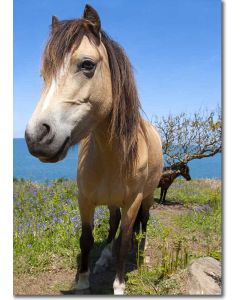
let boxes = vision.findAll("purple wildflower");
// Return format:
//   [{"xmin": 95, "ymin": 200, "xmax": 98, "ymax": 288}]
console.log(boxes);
[
  {"xmin": 37, "ymin": 223, "xmax": 46, "ymax": 230},
  {"xmin": 94, "ymin": 207, "xmax": 105, "ymax": 226},
  {"xmin": 30, "ymin": 188, "xmax": 38, "ymax": 196},
  {"xmin": 74, "ymin": 223, "xmax": 81, "ymax": 229},
  {"xmin": 60, "ymin": 210, "xmax": 66, "ymax": 216},
  {"xmin": 18, "ymin": 224, "xmax": 23, "ymax": 232},
  {"xmin": 66, "ymin": 198, "xmax": 73, "ymax": 204},
  {"xmin": 202, "ymin": 204, "xmax": 211, "ymax": 211},
  {"xmin": 71, "ymin": 216, "xmax": 79, "ymax": 223},
  {"xmin": 194, "ymin": 204, "xmax": 212, "ymax": 213},
  {"xmin": 195, "ymin": 206, "xmax": 202, "ymax": 213},
  {"xmin": 53, "ymin": 217, "xmax": 62, "ymax": 224}
]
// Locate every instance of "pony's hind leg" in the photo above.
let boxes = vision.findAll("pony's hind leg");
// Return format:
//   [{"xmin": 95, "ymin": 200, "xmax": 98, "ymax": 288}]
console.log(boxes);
[
  {"xmin": 75, "ymin": 199, "xmax": 95, "ymax": 291},
  {"xmin": 107, "ymin": 206, "xmax": 121, "ymax": 244},
  {"xmin": 162, "ymin": 189, "xmax": 168, "ymax": 204},
  {"xmin": 113, "ymin": 194, "xmax": 142, "ymax": 295},
  {"xmin": 93, "ymin": 206, "xmax": 121, "ymax": 274},
  {"xmin": 132, "ymin": 203, "xmax": 143, "ymax": 249},
  {"xmin": 160, "ymin": 188, "xmax": 164, "ymax": 203},
  {"xmin": 141, "ymin": 195, "xmax": 153, "ymax": 234},
  {"xmin": 138, "ymin": 194, "xmax": 154, "ymax": 264}
]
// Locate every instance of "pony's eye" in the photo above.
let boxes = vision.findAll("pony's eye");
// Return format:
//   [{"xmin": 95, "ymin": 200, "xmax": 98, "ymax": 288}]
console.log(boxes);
[
  {"xmin": 82, "ymin": 60, "xmax": 95, "ymax": 70},
  {"xmin": 77, "ymin": 59, "xmax": 96, "ymax": 73}
]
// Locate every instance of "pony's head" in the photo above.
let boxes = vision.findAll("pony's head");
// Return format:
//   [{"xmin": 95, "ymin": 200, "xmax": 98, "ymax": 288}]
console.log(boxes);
[
  {"xmin": 25, "ymin": 5, "xmax": 141, "ymax": 165},
  {"xmin": 179, "ymin": 163, "xmax": 191, "ymax": 181},
  {"xmin": 25, "ymin": 5, "xmax": 112, "ymax": 162}
]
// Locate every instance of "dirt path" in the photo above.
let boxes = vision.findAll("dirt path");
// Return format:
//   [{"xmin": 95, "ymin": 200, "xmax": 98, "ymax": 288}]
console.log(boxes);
[{"xmin": 14, "ymin": 203, "xmax": 190, "ymax": 295}]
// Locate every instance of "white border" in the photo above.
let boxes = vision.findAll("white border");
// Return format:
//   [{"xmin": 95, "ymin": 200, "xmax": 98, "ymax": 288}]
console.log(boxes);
[
  {"xmin": 224, "ymin": 0, "xmax": 240, "ymax": 298},
  {"xmin": 0, "ymin": 0, "xmax": 13, "ymax": 298}
]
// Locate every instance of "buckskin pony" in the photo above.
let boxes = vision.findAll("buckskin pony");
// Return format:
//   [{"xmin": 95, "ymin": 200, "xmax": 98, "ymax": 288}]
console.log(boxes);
[{"xmin": 25, "ymin": 5, "xmax": 163, "ymax": 294}]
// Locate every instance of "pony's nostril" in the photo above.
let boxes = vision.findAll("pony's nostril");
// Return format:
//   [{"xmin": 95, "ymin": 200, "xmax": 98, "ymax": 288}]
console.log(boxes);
[
  {"xmin": 38, "ymin": 123, "xmax": 51, "ymax": 142},
  {"xmin": 42, "ymin": 123, "xmax": 50, "ymax": 134}
]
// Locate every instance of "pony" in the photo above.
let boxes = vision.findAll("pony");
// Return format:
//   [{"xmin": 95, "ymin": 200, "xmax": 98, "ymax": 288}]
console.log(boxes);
[
  {"xmin": 158, "ymin": 163, "xmax": 191, "ymax": 204},
  {"xmin": 25, "ymin": 5, "xmax": 163, "ymax": 295}
]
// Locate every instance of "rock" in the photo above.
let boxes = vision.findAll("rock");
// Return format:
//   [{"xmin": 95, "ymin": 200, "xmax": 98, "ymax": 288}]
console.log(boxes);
[{"xmin": 187, "ymin": 257, "xmax": 221, "ymax": 295}]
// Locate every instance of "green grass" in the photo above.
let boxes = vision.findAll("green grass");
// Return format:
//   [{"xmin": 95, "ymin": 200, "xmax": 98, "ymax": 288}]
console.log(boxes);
[{"xmin": 13, "ymin": 178, "xmax": 221, "ymax": 295}]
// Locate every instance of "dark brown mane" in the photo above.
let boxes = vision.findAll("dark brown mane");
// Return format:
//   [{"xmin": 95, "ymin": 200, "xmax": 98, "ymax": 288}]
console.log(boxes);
[{"xmin": 42, "ymin": 19, "xmax": 145, "ymax": 177}]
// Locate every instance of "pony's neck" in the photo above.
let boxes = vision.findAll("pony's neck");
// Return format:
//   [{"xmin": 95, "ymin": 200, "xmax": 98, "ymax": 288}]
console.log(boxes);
[
  {"xmin": 173, "ymin": 170, "xmax": 181, "ymax": 179},
  {"xmin": 92, "ymin": 118, "xmax": 120, "ymax": 162}
]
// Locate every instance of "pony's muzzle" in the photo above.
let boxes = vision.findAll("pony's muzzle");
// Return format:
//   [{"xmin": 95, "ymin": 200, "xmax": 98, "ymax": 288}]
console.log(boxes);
[
  {"xmin": 25, "ymin": 122, "xmax": 54, "ymax": 146},
  {"xmin": 25, "ymin": 121, "xmax": 68, "ymax": 162}
]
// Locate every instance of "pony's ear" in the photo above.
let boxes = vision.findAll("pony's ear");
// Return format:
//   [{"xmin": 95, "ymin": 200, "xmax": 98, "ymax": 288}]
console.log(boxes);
[
  {"xmin": 51, "ymin": 16, "xmax": 59, "ymax": 31},
  {"xmin": 83, "ymin": 4, "xmax": 101, "ymax": 35}
]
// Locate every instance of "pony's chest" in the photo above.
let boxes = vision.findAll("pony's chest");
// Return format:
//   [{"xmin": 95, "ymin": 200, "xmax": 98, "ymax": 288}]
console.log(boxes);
[
  {"xmin": 78, "ymin": 170, "xmax": 126, "ymax": 206},
  {"xmin": 77, "ymin": 139, "xmax": 149, "ymax": 206}
]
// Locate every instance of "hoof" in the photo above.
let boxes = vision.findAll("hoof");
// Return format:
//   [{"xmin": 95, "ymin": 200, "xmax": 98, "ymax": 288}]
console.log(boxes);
[
  {"xmin": 114, "ymin": 288, "xmax": 124, "ymax": 295},
  {"xmin": 113, "ymin": 278, "xmax": 125, "ymax": 295}
]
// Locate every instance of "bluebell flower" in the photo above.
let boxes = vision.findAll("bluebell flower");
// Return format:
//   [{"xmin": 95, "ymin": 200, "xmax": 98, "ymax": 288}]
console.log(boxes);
[
  {"xmin": 30, "ymin": 188, "xmax": 37, "ymax": 196},
  {"xmin": 18, "ymin": 224, "xmax": 23, "ymax": 232},
  {"xmin": 53, "ymin": 217, "xmax": 62, "ymax": 224},
  {"xmin": 60, "ymin": 210, "xmax": 66, "ymax": 216},
  {"xmin": 66, "ymin": 198, "xmax": 72, "ymax": 204},
  {"xmin": 71, "ymin": 216, "xmax": 79, "ymax": 223}
]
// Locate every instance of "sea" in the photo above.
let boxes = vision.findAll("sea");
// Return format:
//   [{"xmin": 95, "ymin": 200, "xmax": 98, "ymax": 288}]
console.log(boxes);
[{"xmin": 13, "ymin": 138, "xmax": 222, "ymax": 182}]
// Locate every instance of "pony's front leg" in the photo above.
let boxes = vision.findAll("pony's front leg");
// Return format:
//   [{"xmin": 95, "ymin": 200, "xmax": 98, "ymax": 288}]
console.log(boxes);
[
  {"xmin": 113, "ymin": 195, "xmax": 142, "ymax": 295},
  {"xmin": 76, "ymin": 199, "xmax": 95, "ymax": 291},
  {"xmin": 93, "ymin": 205, "xmax": 121, "ymax": 274}
]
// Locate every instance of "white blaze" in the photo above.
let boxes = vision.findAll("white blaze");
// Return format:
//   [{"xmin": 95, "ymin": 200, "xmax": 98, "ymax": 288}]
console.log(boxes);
[
  {"xmin": 41, "ymin": 79, "xmax": 57, "ymax": 112},
  {"xmin": 41, "ymin": 55, "xmax": 70, "ymax": 113}
]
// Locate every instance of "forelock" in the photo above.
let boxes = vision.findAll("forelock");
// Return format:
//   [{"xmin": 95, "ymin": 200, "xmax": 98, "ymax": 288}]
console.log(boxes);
[{"xmin": 41, "ymin": 19, "xmax": 99, "ymax": 80}]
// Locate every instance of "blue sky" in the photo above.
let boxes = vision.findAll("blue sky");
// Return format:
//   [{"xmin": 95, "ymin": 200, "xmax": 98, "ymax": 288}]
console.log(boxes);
[{"xmin": 14, "ymin": 0, "xmax": 221, "ymax": 137}]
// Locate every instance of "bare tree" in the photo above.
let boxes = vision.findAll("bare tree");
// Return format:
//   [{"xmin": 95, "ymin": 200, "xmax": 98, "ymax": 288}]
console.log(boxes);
[{"xmin": 154, "ymin": 107, "xmax": 222, "ymax": 167}]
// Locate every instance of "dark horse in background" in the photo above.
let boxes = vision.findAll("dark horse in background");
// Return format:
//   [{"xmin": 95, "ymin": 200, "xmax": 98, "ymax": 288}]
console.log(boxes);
[{"xmin": 158, "ymin": 163, "xmax": 191, "ymax": 204}]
